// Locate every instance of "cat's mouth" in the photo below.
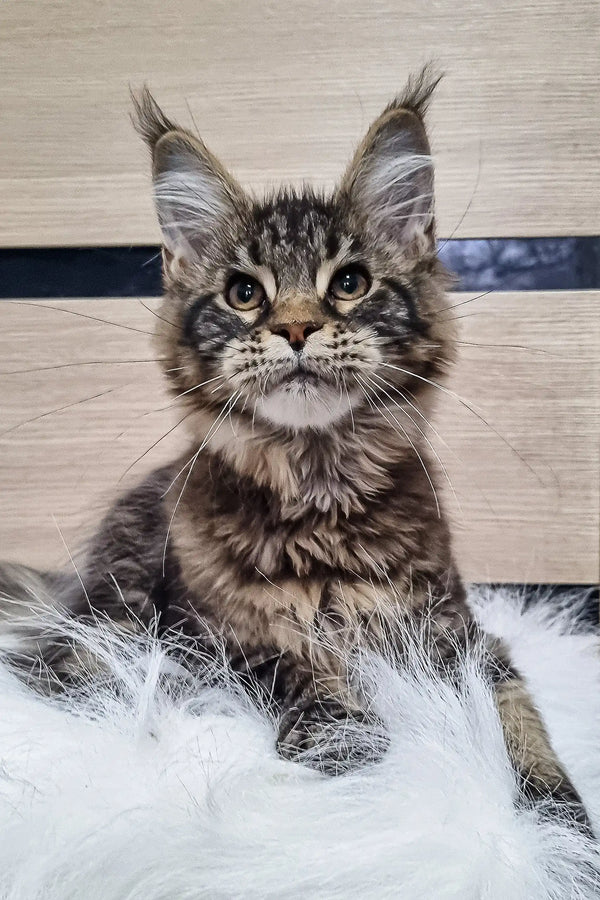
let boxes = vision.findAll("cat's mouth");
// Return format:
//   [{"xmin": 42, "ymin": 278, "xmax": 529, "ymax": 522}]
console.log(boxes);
[
  {"xmin": 254, "ymin": 360, "xmax": 356, "ymax": 430},
  {"xmin": 267, "ymin": 361, "xmax": 334, "ymax": 392},
  {"xmin": 281, "ymin": 370, "xmax": 320, "ymax": 386}
]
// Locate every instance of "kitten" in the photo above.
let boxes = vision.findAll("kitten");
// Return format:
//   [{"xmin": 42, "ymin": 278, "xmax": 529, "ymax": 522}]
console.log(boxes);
[{"xmin": 0, "ymin": 70, "xmax": 590, "ymax": 828}]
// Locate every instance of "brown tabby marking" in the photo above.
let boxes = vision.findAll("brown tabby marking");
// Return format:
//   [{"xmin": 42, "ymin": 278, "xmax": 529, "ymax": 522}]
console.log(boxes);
[{"xmin": 0, "ymin": 68, "xmax": 591, "ymax": 830}]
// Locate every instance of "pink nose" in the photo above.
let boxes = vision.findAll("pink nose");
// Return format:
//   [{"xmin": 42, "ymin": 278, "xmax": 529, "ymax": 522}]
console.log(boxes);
[{"xmin": 273, "ymin": 322, "xmax": 322, "ymax": 350}]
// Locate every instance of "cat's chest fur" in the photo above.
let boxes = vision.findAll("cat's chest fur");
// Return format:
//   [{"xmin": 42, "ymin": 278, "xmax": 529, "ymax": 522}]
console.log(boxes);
[{"xmin": 166, "ymin": 444, "xmax": 458, "ymax": 660}]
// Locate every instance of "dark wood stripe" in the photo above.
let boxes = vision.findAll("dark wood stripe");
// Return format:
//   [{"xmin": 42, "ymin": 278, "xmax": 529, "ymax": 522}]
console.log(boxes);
[{"xmin": 0, "ymin": 238, "xmax": 598, "ymax": 299}]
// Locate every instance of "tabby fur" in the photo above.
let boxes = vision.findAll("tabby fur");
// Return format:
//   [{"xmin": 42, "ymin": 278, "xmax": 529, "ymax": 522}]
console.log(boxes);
[{"xmin": 0, "ymin": 69, "xmax": 590, "ymax": 829}]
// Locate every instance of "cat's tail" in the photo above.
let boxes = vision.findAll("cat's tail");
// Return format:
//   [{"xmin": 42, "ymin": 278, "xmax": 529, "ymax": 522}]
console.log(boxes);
[{"xmin": 0, "ymin": 562, "xmax": 81, "ymax": 681}]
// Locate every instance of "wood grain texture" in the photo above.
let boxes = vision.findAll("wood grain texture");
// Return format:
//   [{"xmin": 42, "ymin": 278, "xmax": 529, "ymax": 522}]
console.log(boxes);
[
  {"xmin": 0, "ymin": 293, "xmax": 597, "ymax": 583},
  {"xmin": 0, "ymin": 0, "xmax": 598, "ymax": 246}
]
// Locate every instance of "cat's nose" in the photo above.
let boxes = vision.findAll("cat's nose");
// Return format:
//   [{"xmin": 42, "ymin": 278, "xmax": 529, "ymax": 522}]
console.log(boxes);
[{"xmin": 272, "ymin": 322, "xmax": 322, "ymax": 351}]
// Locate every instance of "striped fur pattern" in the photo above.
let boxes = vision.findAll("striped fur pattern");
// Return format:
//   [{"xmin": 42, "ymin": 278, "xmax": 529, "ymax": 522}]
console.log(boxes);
[{"xmin": 0, "ymin": 69, "xmax": 591, "ymax": 830}]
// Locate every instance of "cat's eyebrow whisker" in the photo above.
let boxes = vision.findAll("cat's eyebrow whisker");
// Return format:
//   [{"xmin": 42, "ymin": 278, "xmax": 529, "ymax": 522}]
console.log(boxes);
[
  {"xmin": 161, "ymin": 389, "xmax": 242, "ymax": 575},
  {"xmin": 361, "ymin": 372, "xmax": 461, "ymax": 515},
  {"xmin": 353, "ymin": 373, "xmax": 441, "ymax": 518},
  {"xmin": 381, "ymin": 361, "xmax": 542, "ymax": 482}
]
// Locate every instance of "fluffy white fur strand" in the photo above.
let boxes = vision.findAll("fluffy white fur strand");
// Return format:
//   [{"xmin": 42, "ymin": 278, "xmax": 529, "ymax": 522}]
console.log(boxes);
[{"xmin": 0, "ymin": 588, "xmax": 598, "ymax": 899}]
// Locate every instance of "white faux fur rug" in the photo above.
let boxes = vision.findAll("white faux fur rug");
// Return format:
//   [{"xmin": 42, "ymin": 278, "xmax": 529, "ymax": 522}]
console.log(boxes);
[{"xmin": 0, "ymin": 588, "xmax": 598, "ymax": 899}]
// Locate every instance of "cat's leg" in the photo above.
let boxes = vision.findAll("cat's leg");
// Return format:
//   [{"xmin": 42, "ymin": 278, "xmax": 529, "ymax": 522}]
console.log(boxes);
[
  {"xmin": 277, "ymin": 687, "xmax": 377, "ymax": 775},
  {"xmin": 425, "ymin": 598, "xmax": 592, "ymax": 833},
  {"xmin": 271, "ymin": 661, "xmax": 385, "ymax": 775},
  {"xmin": 489, "ymin": 641, "xmax": 592, "ymax": 834}
]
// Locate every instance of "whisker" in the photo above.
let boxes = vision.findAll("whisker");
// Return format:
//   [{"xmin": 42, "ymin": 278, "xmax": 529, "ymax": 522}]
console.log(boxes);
[
  {"xmin": 239, "ymin": 392, "xmax": 251, "ymax": 416},
  {"xmin": 436, "ymin": 136, "xmax": 483, "ymax": 252},
  {"xmin": 184, "ymin": 97, "xmax": 202, "ymax": 141},
  {"xmin": 381, "ymin": 361, "xmax": 541, "ymax": 481},
  {"xmin": 456, "ymin": 339, "xmax": 555, "ymax": 356},
  {"xmin": 1, "ymin": 359, "xmax": 165, "ymax": 375},
  {"xmin": 118, "ymin": 409, "xmax": 196, "ymax": 483},
  {"xmin": 210, "ymin": 373, "xmax": 238, "ymax": 394},
  {"xmin": 254, "ymin": 568, "xmax": 302, "ymax": 603},
  {"xmin": 136, "ymin": 298, "xmax": 245, "ymax": 356},
  {"xmin": 138, "ymin": 299, "xmax": 178, "ymax": 329},
  {"xmin": 10, "ymin": 300, "xmax": 155, "ymax": 336},
  {"xmin": 227, "ymin": 392, "xmax": 239, "ymax": 437},
  {"xmin": 141, "ymin": 250, "xmax": 162, "ymax": 268},
  {"xmin": 0, "ymin": 386, "xmax": 121, "ymax": 440},
  {"xmin": 145, "ymin": 374, "xmax": 226, "ymax": 414},
  {"xmin": 435, "ymin": 311, "xmax": 489, "ymax": 324},
  {"xmin": 362, "ymin": 372, "xmax": 461, "ymax": 513},
  {"xmin": 354, "ymin": 373, "xmax": 441, "ymax": 517},
  {"xmin": 432, "ymin": 289, "xmax": 494, "ymax": 316},
  {"xmin": 354, "ymin": 546, "xmax": 402, "ymax": 604},
  {"xmin": 371, "ymin": 372, "xmax": 496, "ymax": 516},
  {"xmin": 369, "ymin": 371, "xmax": 451, "ymax": 451},
  {"xmin": 342, "ymin": 379, "xmax": 356, "ymax": 434},
  {"xmin": 161, "ymin": 389, "xmax": 242, "ymax": 575},
  {"xmin": 51, "ymin": 515, "xmax": 91, "ymax": 609}
]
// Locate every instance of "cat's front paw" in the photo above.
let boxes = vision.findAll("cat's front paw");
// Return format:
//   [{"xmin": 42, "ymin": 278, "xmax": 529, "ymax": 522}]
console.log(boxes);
[{"xmin": 277, "ymin": 696, "xmax": 386, "ymax": 775}]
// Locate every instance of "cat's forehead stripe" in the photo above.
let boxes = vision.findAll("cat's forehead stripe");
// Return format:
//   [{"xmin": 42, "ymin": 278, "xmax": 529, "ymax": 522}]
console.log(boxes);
[
  {"xmin": 254, "ymin": 193, "xmax": 333, "ymax": 243},
  {"xmin": 315, "ymin": 237, "xmax": 355, "ymax": 296}
]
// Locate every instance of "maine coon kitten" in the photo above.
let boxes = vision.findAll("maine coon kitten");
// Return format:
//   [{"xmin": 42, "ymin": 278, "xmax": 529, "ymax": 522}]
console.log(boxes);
[{"xmin": 0, "ymin": 71, "xmax": 590, "ymax": 828}]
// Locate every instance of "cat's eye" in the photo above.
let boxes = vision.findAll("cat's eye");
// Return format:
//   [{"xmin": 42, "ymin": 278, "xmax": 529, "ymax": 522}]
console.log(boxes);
[
  {"xmin": 226, "ymin": 274, "xmax": 266, "ymax": 311},
  {"xmin": 329, "ymin": 265, "xmax": 371, "ymax": 302}
]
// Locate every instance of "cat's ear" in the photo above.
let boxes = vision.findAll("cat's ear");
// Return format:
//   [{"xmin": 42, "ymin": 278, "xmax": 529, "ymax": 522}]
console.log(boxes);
[
  {"xmin": 338, "ymin": 70, "xmax": 440, "ymax": 250},
  {"xmin": 131, "ymin": 87, "xmax": 247, "ymax": 268}
]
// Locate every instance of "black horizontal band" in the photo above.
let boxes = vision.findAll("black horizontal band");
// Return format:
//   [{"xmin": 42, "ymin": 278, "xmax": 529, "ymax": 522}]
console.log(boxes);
[
  {"xmin": 0, "ymin": 237, "xmax": 598, "ymax": 299},
  {"xmin": 481, "ymin": 584, "xmax": 598, "ymax": 626}
]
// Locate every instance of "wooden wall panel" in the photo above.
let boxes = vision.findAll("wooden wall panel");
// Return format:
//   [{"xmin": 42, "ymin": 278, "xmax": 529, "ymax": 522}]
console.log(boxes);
[
  {"xmin": 0, "ymin": 0, "xmax": 598, "ymax": 246},
  {"xmin": 0, "ymin": 293, "xmax": 598, "ymax": 583}
]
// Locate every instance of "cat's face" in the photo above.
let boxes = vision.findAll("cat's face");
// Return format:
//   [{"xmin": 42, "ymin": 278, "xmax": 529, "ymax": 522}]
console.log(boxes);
[{"xmin": 134, "ymin": 74, "xmax": 455, "ymax": 434}]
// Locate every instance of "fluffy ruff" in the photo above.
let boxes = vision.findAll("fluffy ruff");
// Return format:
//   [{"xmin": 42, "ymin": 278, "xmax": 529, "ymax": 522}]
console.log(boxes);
[{"xmin": 0, "ymin": 589, "xmax": 598, "ymax": 899}]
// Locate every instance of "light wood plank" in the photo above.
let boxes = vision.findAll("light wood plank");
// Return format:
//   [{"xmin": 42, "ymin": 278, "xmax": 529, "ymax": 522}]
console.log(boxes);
[
  {"xmin": 0, "ymin": 0, "xmax": 598, "ymax": 246},
  {"xmin": 0, "ymin": 293, "xmax": 598, "ymax": 583}
]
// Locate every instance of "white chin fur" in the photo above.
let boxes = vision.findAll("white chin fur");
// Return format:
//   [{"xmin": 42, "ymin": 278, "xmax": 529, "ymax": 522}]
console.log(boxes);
[{"xmin": 258, "ymin": 382, "xmax": 361, "ymax": 430}]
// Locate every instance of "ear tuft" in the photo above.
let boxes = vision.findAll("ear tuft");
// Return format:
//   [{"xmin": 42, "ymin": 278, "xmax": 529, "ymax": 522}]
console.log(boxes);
[
  {"xmin": 130, "ymin": 87, "xmax": 247, "ymax": 265},
  {"xmin": 385, "ymin": 63, "xmax": 443, "ymax": 121},
  {"xmin": 339, "ymin": 66, "xmax": 442, "ymax": 251},
  {"xmin": 130, "ymin": 86, "xmax": 179, "ymax": 153}
]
